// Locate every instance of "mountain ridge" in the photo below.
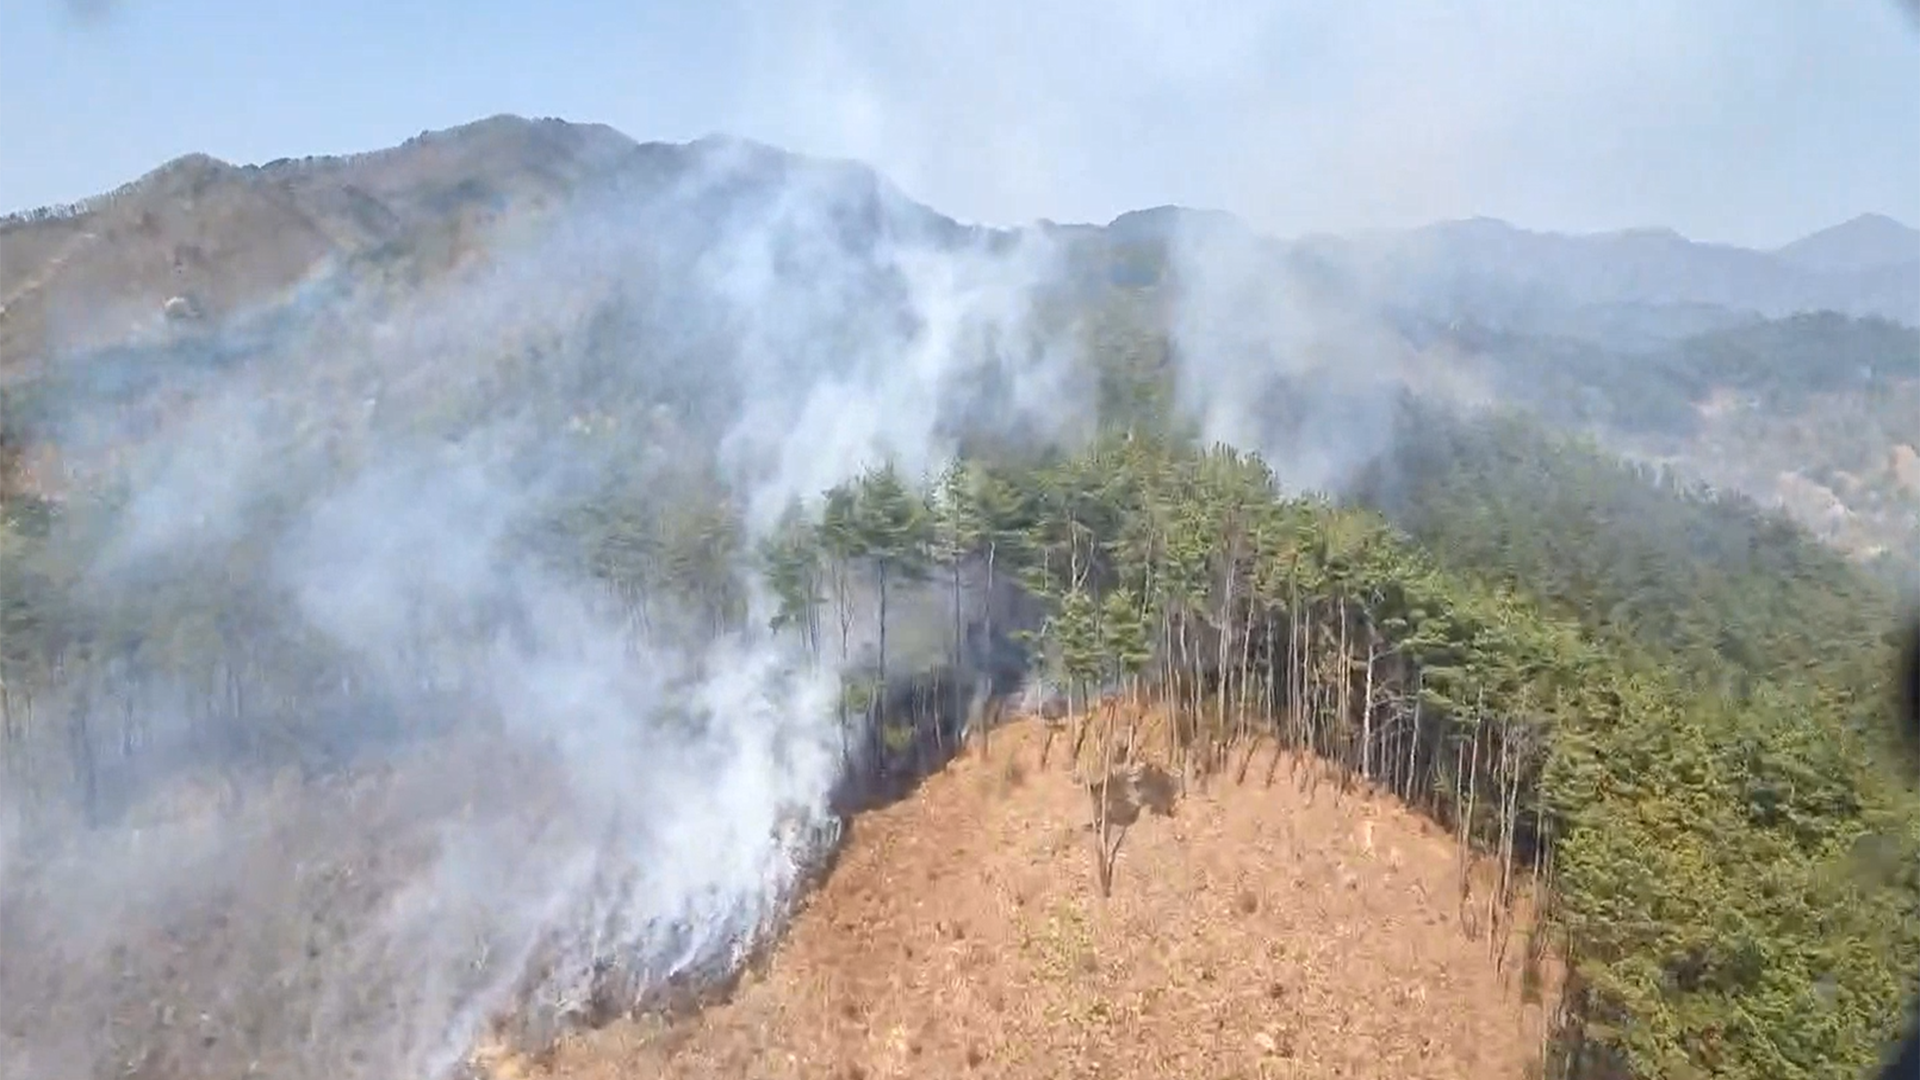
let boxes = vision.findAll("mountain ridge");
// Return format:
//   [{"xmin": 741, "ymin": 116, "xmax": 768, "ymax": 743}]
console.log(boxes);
[
  {"xmin": 3, "ymin": 112, "xmax": 1913, "ymax": 362},
  {"xmin": 8, "ymin": 121, "xmax": 1907, "ymax": 258}
]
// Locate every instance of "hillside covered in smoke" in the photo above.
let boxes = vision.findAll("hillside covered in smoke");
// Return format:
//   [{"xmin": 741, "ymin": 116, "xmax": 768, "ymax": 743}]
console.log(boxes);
[
  {"xmin": 2, "ymin": 116, "xmax": 1918, "ymax": 1080},
  {"xmin": 0, "ymin": 126, "xmax": 1076, "ymax": 1080},
  {"xmin": 7, "ymin": 115, "xmax": 1916, "ymax": 563}
]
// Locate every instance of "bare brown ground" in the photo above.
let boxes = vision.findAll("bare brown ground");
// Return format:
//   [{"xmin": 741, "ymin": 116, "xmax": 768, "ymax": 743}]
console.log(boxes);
[{"xmin": 493, "ymin": 712, "xmax": 1559, "ymax": 1080}]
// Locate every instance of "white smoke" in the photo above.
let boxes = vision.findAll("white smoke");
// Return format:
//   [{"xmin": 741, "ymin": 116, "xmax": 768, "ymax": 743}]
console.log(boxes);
[
  {"xmin": 0, "ymin": 134, "xmax": 1093, "ymax": 1080},
  {"xmin": 1164, "ymin": 218, "xmax": 1499, "ymax": 492},
  {"xmin": 3, "ymin": 4, "xmax": 1913, "ymax": 1075}
]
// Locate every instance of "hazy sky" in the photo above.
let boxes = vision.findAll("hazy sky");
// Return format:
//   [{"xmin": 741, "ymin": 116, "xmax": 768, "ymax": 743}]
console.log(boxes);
[{"xmin": 4, "ymin": 0, "xmax": 1917, "ymax": 246}]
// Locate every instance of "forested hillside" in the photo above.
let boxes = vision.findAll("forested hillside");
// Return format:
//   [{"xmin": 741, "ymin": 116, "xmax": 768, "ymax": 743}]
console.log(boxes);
[
  {"xmin": 1, "ymin": 119, "xmax": 1916, "ymax": 1080},
  {"xmin": 1358, "ymin": 403, "xmax": 1896, "ymax": 683},
  {"xmin": 1414, "ymin": 311, "xmax": 1920, "ymax": 585},
  {"xmin": 9, "ymin": 315, "xmax": 1916, "ymax": 1079}
]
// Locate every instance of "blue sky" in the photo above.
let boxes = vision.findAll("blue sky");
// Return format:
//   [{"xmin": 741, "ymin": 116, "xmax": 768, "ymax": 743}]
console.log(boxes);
[{"xmin": 5, "ymin": 0, "xmax": 1918, "ymax": 246}]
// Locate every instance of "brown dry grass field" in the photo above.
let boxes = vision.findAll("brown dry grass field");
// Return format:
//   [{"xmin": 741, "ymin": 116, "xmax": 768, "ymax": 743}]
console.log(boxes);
[{"xmin": 484, "ymin": 710, "xmax": 1560, "ymax": 1080}]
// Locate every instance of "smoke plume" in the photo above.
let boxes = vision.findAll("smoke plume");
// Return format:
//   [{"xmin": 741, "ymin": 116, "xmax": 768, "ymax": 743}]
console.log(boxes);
[
  {"xmin": 0, "ymin": 136, "xmax": 1104, "ymax": 1080},
  {"xmin": 5, "ymin": 7, "xmax": 1904, "ymax": 1078}
]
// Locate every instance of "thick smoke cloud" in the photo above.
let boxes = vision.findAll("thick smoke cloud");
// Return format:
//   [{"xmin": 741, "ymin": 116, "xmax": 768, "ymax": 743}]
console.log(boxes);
[
  {"xmin": 6, "ymin": 7, "xmax": 1912, "ymax": 1080},
  {"xmin": 0, "ymin": 142, "xmax": 1086, "ymax": 1080}
]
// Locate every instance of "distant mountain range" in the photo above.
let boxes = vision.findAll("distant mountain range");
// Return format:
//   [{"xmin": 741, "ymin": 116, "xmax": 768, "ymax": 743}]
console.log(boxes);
[{"xmin": 1297, "ymin": 213, "xmax": 1918, "ymax": 339}]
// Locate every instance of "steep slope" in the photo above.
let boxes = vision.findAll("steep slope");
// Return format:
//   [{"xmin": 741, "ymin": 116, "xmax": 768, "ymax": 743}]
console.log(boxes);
[
  {"xmin": 0, "ymin": 153, "xmax": 351, "ymax": 370},
  {"xmin": 0, "ymin": 118, "xmax": 993, "ymax": 367},
  {"xmin": 0, "ymin": 124, "xmax": 999, "ymax": 504},
  {"xmin": 502, "ymin": 715, "xmax": 1556, "ymax": 1080}
]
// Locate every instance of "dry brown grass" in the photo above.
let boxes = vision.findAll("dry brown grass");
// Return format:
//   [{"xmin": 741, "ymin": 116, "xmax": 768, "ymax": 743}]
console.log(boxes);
[{"xmin": 504, "ymin": 711, "xmax": 1559, "ymax": 1080}]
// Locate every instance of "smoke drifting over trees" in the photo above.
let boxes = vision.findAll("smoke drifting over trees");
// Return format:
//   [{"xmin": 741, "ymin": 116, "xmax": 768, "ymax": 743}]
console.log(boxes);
[
  {"xmin": 1, "ymin": 96, "xmax": 1917, "ymax": 1078},
  {"xmin": 0, "ymin": 129, "xmax": 1416, "ymax": 1079}
]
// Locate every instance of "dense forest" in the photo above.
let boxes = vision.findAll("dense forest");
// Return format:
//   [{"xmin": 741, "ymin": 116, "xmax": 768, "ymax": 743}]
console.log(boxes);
[
  {"xmin": 1459, "ymin": 312, "xmax": 1920, "ymax": 439},
  {"xmin": 1358, "ymin": 402, "xmax": 1897, "ymax": 685},
  {"xmin": 3, "ymin": 191, "xmax": 1919, "ymax": 1079},
  {"xmin": 1421, "ymin": 309, "xmax": 1920, "ymax": 594}
]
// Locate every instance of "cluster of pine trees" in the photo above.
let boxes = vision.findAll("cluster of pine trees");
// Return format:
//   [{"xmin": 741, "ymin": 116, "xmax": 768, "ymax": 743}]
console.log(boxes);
[{"xmin": 733, "ymin": 415, "xmax": 1919, "ymax": 1079}]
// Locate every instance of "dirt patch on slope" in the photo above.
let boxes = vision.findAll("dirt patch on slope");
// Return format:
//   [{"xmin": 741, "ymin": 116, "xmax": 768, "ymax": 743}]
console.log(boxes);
[{"xmin": 507, "ymin": 715, "xmax": 1558, "ymax": 1080}]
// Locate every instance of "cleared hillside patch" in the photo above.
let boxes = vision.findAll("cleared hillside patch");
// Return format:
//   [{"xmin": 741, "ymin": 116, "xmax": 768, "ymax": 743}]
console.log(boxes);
[{"xmin": 502, "ymin": 712, "xmax": 1559, "ymax": 1080}]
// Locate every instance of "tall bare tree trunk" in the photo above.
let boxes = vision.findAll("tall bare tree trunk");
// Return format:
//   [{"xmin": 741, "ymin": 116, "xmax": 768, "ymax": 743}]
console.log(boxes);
[
  {"xmin": 836, "ymin": 562, "xmax": 853, "ymax": 769},
  {"xmin": 1236, "ymin": 598, "xmax": 1257, "ymax": 743},
  {"xmin": 1460, "ymin": 712, "xmax": 1482, "ymax": 936},
  {"xmin": 981, "ymin": 542, "xmax": 996, "ymax": 756},
  {"xmin": 1404, "ymin": 675, "xmax": 1423, "ymax": 807},
  {"xmin": 1094, "ymin": 703, "xmax": 1117, "ymax": 897},
  {"xmin": 1361, "ymin": 635, "xmax": 1377, "ymax": 782},
  {"xmin": 1214, "ymin": 556, "xmax": 1235, "ymax": 779},
  {"xmin": 1336, "ymin": 597, "xmax": 1352, "ymax": 791}
]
